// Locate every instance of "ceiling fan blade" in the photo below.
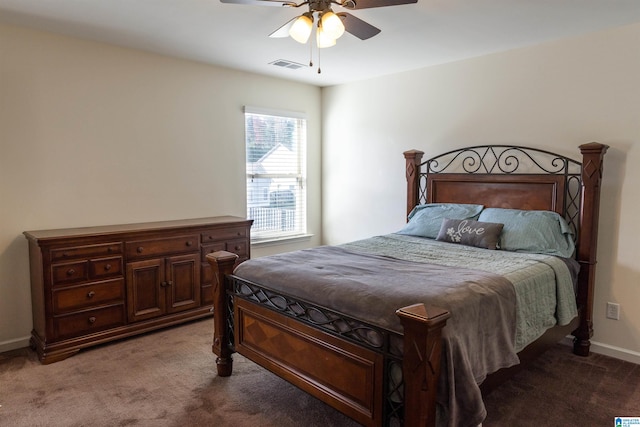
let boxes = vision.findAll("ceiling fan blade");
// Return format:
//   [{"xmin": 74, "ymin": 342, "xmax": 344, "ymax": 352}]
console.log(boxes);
[
  {"xmin": 269, "ymin": 17, "xmax": 297, "ymax": 38},
  {"xmin": 220, "ymin": 0, "xmax": 297, "ymax": 7},
  {"xmin": 339, "ymin": 13, "xmax": 381, "ymax": 40},
  {"xmin": 339, "ymin": 0, "xmax": 417, "ymax": 10}
]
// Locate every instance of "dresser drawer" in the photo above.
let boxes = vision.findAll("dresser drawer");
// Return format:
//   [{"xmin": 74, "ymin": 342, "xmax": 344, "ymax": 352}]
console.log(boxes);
[
  {"xmin": 201, "ymin": 263, "xmax": 213, "ymax": 284},
  {"xmin": 201, "ymin": 239, "xmax": 248, "ymax": 262},
  {"xmin": 50, "ymin": 242, "xmax": 123, "ymax": 262},
  {"xmin": 125, "ymin": 234, "xmax": 199, "ymax": 260},
  {"xmin": 200, "ymin": 242, "xmax": 226, "ymax": 261},
  {"xmin": 201, "ymin": 255, "xmax": 247, "ymax": 285},
  {"xmin": 226, "ymin": 239, "xmax": 248, "ymax": 257},
  {"xmin": 52, "ymin": 261, "xmax": 88, "ymax": 286},
  {"xmin": 54, "ymin": 304, "xmax": 126, "ymax": 340},
  {"xmin": 201, "ymin": 227, "xmax": 248, "ymax": 243},
  {"xmin": 89, "ymin": 256, "xmax": 123, "ymax": 279},
  {"xmin": 53, "ymin": 278, "xmax": 125, "ymax": 313}
]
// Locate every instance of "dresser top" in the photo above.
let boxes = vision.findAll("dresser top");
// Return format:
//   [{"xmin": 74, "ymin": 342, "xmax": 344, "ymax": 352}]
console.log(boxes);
[{"xmin": 24, "ymin": 216, "xmax": 252, "ymax": 243}]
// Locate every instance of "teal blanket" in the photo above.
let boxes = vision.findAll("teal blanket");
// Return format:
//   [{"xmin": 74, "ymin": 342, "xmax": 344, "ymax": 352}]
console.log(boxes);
[{"xmin": 341, "ymin": 234, "xmax": 578, "ymax": 352}]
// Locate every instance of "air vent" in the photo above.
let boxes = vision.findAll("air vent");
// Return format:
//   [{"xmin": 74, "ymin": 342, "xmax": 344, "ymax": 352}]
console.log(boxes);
[{"xmin": 270, "ymin": 59, "xmax": 307, "ymax": 70}]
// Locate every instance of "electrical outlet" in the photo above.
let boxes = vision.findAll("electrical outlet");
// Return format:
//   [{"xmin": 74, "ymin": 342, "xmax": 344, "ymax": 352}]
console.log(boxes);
[{"xmin": 606, "ymin": 302, "xmax": 620, "ymax": 320}]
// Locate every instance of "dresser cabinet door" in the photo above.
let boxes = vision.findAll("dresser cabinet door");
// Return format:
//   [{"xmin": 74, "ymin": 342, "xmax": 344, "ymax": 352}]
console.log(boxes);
[
  {"xmin": 126, "ymin": 258, "xmax": 166, "ymax": 322},
  {"xmin": 126, "ymin": 254, "xmax": 200, "ymax": 322},
  {"xmin": 166, "ymin": 253, "xmax": 200, "ymax": 313}
]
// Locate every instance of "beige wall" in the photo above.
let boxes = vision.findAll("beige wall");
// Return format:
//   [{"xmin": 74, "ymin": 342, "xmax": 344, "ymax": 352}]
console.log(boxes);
[
  {"xmin": 0, "ymin": 23, "xmax": 322, "ymax": 352},
  {"xmin": 322, "ymin": 23, "xmax": 640, "ymax": 362},
  {"xmin": 2, "ymin": 20, "xmax": 639, "ymax": 364}
]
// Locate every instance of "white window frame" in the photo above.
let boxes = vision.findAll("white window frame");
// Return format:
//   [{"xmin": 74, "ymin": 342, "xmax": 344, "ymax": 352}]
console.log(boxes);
[{"xmin": 244, "ymin": 106, "xmax": 307, "ymax": 242}]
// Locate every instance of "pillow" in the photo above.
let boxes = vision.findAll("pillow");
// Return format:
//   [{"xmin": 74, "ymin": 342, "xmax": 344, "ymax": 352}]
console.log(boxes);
[
  {"xmin": 436, "ymin": 218, "xmax": 504, "ymax": 250},
  {"xmin": 397, "ymin": 203, "xmax": 484, "ymax": 239},
  {"xmin": 477, "ymin": 208, "xmax": 575, "ymax": 258}
]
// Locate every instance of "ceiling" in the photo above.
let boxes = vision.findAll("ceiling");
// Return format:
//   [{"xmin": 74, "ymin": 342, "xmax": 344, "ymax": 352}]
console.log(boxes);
[{"xmin": 1, "ymin": 0, "xmax": 640, "ymax": 87}]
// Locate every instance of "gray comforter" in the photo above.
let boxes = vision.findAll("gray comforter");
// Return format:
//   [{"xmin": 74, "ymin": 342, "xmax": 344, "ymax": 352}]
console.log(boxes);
[{"xmin": 233, "ymin": 234, "xmax": 577, "ymax": 427}]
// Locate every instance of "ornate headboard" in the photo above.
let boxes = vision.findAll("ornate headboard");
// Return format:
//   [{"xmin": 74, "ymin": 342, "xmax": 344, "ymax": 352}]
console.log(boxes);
[{"xmin": 404, "ymin": 143, "xmax": 608, "ymax": 356}]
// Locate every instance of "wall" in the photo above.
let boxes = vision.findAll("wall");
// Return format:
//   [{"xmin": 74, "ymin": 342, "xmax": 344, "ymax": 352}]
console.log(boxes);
[
  {"xmin": 322, "ymin": 23, "xmax": 640, "ymax": 362},
  {"xmin": 0, "ymin": 23, "xmax": 322, "ymax": 352}
]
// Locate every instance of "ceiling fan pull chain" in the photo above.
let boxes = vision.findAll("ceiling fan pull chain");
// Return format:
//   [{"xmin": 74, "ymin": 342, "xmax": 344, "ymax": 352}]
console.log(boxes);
[
  {"xmin": 317, "ymin": 41, "xmax": 322, "ymax": 74},
  {"xmin": 309, "ymin": 38, "xmax": 313, "ymax": 67}
]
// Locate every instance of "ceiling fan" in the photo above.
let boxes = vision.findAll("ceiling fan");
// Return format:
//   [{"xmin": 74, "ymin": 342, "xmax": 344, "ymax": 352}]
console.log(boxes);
[{"xmin": 221, "ymin": 0, "xmax": 418, "ymax": 46}]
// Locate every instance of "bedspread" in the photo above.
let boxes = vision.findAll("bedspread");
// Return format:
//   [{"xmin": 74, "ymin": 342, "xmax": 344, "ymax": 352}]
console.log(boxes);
[
  {"xmin": 232, "ymin": 234, "xmax": 577, "ymax": 427},
  {"xmin": 342, "ymin": 234, "xmax": 578, "ymax": 351}
]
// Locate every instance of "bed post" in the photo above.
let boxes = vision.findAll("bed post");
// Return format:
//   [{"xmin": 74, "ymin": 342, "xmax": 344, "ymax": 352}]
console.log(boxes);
[
  {"xmin": 397, "ymin": 304, "xmax": 450, "ymax": 427},
  {"xmin": 573, "ymin": 142, "xmax": 608, "ymax": 356},
  {"xmin": 206, "ymin": 251, "xmax": 239, "ymax": 376},
  {"xmin": 404, "ymin": 149, "xmax": 425, "ymax": 219}
]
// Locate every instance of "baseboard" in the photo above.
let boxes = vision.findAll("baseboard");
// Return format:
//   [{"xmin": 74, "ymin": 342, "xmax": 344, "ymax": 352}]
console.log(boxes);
[
  {"xmin": 590, "ymin": 341, "xmax": 640, "ymax": 365},
  {"xmin": 6, "ymin": 332, "xmax": 638, "ymax": 364},
  {"xmin": 0, "ymin": 336, "xmax": 30, "ymax": 354},
  {"xmin": 560, "ymin": 336, "xmax": 640, "ymax": 365}
]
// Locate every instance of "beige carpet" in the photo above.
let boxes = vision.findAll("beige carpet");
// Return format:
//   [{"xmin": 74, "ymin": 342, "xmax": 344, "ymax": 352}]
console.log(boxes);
[
  {"xmin": 1, "ymin": 318, "xmax": 639, "ymax": 426},
  {"xmin": 0, "ymin": 318, "xmax": 358, "ymax": 427}
]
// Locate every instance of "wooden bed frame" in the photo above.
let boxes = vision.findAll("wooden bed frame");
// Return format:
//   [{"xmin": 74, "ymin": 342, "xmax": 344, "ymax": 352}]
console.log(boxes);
[{"xmin": 207, "ymin": 143, "xmax": 608, "ymax": 427}]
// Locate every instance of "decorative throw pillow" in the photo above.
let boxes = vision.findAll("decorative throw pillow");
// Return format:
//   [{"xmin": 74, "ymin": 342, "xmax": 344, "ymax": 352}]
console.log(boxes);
[
  {"xmin": 396, "ymin": 203, "xmax": 484, "ymax": 239},
  {"xmin": 436, "ymin": 218, "xmax": 504, "ymax": 250}
]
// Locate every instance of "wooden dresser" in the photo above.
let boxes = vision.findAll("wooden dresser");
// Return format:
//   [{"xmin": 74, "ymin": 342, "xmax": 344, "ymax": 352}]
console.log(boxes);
[{"xmin": 24, "ymin": 216, "xmax": 252, "ymax": 364}]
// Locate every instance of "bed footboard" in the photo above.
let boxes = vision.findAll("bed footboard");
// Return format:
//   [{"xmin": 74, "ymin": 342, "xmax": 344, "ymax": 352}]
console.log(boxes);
[
  {"xmin": 209, "ymin": 250, "xmax": 238, "ymax": 377},
  {"xmin": 207, "ymin": 251, "xmax": 451, "ymax": 427},
  {"xmin": 397, "ymin": 304, "xmax": 450, "ymax": 427}
]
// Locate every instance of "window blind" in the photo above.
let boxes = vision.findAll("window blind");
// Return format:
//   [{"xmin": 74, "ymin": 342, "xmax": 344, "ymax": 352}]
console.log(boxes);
[{"xmin": 244, "ymin": 107, "xmax": 307, "ymax": 241}]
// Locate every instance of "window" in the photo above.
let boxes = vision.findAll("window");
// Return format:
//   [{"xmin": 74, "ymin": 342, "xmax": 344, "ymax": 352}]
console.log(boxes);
[{"xmin": 244, "ymin": 107, "xmax": 307, "ymax": 241}]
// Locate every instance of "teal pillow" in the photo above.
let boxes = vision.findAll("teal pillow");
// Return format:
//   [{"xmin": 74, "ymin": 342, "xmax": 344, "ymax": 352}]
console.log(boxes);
[
  {"xmin": 397, "ymin": 203, "xmax": 484, "ymax": 239},
  {"xmin": 477, "ymin": 208, "xmax": 575, "ymax": 258}
]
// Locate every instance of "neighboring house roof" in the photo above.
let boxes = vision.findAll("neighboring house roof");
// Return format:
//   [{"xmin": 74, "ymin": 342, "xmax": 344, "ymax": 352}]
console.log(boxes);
[{"xmin": 247, "ymin": 143, "xmax": 295, "ymax": 175}]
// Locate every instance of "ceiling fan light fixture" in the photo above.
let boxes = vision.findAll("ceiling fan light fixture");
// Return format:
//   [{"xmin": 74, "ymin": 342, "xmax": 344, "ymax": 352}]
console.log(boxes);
[
  {"xmin": 320, "ymin": 10, "xmax": 345, "ymax": 40},
  {"xmin": 289, "ymin": 13, "xmax": 314, "ymax": 44},
  {"xmin": 316, "ymin": 25, "xmax": 337, "ymax": 48}
]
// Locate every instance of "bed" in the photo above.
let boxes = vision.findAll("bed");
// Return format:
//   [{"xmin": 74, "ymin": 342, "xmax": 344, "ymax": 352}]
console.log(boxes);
[{"xmin": 206, "ymin": 143, "xmax": 608, "ymax": 427}]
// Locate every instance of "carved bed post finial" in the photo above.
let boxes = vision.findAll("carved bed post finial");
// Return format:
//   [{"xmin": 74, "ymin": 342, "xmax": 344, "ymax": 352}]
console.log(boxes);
[
  {"xmin": 404, "ymin": 150, "xmax": 425, "ymax": 219},
  {"xmin": 206, "ymin": 251, "xmax": 239, "ymax": 376},
  {"xmin": 397, "ymin": 304, "xmax": 450, "ymax": 427},
  {"xmin": 573, "ymin": 142, "xmax": 608, "ymax": 356}
]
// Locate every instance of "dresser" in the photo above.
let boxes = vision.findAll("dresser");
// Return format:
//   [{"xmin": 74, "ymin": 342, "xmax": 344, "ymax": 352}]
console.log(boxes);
[{"xmin": 24, "ymin": 216, "xmax": 252, "ymax": 364}]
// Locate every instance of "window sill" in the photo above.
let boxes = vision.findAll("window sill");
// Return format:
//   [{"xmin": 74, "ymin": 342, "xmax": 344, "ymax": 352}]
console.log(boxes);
[{"xmin": 251, "ymin": 234, "xmax": 314, "ymax": 248}]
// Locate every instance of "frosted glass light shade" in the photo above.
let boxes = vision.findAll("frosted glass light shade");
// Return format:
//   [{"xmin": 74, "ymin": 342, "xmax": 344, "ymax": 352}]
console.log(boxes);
[
  {"xmin": 320, "ymin": 11, "xmax": 345, "ymax": 40},
  {"xmin": 289, "ymin": 14, "xmax": 313, "ymax": 44},
  {"xmin": 316, "ymin": 26, "xmax": 336, "ymax": 48}
]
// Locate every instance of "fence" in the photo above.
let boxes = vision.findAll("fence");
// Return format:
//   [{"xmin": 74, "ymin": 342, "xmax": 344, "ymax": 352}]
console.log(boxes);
[{"xmin": 249, "ymin": 207, "xmax": 296, "ymax": 233}]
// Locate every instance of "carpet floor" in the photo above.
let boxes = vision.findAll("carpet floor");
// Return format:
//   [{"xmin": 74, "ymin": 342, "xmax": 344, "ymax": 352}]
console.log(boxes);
[{"xmin": 0, "ymin": 318, "xmax": 638, "ymax": 426}]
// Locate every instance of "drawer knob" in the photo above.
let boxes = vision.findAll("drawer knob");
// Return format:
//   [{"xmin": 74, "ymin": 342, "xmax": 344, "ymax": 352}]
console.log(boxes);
[
  {"xmin": 235, "ymin": 246, "xmax": 241, "ymax": 251},
  {"xmin": 88, "ymin": 316, "xmax": 96, "ymax": 324},
  {"xmin": 107, "ymin": 247, "xmax": 113, "ymax": 253},
  {"xmin": 104, "ymin": 264, "xmax": 112, "ymax": 271},
  {"xmin": 137, "ymin": 246, "xmax": 144, "ymax": 253},
  {"xmin": 186, "ymin": 241, "xmax": 193, "ymax": 247},
  {"xmin": 87, "ymin": 291, "xmax": 96, "ymax": 298},
  {"xmin": 66, "ymin": 269, "xmax": 75, "ymax": 276}
]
